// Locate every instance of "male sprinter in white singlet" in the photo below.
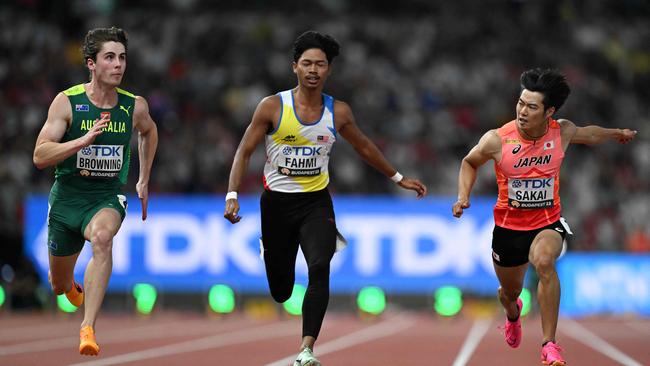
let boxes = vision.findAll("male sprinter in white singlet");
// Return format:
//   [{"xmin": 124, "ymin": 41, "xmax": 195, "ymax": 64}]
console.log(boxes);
[{"xmin": 224, "ymin": 31, "xmax": 426, "ymax": 366}]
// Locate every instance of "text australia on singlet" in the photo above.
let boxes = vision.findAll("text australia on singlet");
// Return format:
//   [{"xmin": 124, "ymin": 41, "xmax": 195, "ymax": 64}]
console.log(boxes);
[
  {"xmin": 508, "ymin": 154, "xmax": 554, "ymax": 209},
  {"xmin": 76, "ymin": 119, "xmax": 126, "ymax": 178}
]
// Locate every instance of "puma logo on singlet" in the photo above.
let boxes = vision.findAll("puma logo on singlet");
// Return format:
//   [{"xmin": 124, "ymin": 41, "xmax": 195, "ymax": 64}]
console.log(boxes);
[
  {"xmin": 119, "ymin": 105, "xmax": 132, "ymax": 116},
  {"xmin": 513, "ymin": 154, "xmax": 551, "ymax": 168}
]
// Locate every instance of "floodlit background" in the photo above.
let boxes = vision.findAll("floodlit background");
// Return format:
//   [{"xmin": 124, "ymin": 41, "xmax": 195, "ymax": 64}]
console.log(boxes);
[{"xmin": 1, "ymin": 0, "xmax": 649, "ymax": 319}]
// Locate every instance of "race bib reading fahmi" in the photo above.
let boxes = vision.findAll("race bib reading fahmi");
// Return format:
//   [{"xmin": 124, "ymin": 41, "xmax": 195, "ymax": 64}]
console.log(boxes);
[{"xmin": 277, "ymin": 145, "xmax": 326, "ymax": 177}]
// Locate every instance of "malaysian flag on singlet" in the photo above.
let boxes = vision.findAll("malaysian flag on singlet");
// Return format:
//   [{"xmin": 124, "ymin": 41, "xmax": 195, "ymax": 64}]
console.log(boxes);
[{"xmin": 317, "ymin": 135, "xmax": 329, "ymax": 143}]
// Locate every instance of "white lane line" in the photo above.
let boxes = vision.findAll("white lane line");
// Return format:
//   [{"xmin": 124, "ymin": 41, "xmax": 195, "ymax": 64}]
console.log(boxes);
[
  {"xmin": 562, "ymin": 319, "xmax": 643, "ymax": 366},
  {"xmin": 68, "ymin": 320, "xmax": 299, "ymax": 366},
  {"xmin": 0, "ymin": 317, "xmax": 194, "ymax": 342},
  {"xmin": 452, "ymin": 318, "xmax": 492, "ymax": 366},
  {"xmin": 0, "ymin": 318, "xmax": 256, "ymax": 356},
  {"xmin": 0, "ymin": 321, "xmax": 78, "ymax": 341},
  {"xmin": 263, "ymin": 313, "xmax": 416, "ymax": 366},
  {"xmin": 624, "ymin": 321, "xmax": 650, "ymax": 335}
]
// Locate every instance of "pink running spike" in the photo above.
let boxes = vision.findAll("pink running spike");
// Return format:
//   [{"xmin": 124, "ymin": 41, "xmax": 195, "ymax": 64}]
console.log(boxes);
[
  {"xmin": 541, "ymin": 341, "xmax": 566, "ymax": 365},
  {"xmin": 504, "ymin": 297, "xmax": 523, "ymax": 348}
]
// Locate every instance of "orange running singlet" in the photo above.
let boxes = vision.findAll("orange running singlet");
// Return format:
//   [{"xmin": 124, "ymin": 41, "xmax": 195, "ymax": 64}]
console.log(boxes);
[{"xmin": 493, "ymin": 119, "xmax": 564, "ymax": 230}]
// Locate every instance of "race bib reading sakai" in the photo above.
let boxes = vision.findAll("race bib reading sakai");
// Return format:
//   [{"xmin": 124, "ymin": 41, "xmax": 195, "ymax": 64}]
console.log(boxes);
[{"xmin": 507, "ymin": 177, "xmax": 554, "ymax": 209}]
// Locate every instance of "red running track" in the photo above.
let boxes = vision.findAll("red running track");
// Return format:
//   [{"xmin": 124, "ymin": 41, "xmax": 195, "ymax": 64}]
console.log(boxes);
[{"xmin": 0, "ymin": 310, "xmax": 648, "ymax": 365}]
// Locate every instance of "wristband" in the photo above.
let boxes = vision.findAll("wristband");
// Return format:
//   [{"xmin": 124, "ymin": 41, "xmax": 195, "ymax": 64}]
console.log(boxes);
[
  {"xmin": 390, "ymin": 172, "xmax": 403, "ymax": 183},
  {"xmin": 225, "ymin": 191, "xmax": 238, "ymax": 201}
]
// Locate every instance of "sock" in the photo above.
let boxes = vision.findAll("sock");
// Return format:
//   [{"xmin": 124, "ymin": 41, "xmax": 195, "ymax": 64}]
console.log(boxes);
[{"xmin": 507, "ymin": 302, "xmax": 520, "ymax": 322}]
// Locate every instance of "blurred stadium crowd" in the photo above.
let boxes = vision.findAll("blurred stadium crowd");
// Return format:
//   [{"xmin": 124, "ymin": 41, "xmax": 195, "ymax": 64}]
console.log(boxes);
[{"xmin": 1, "ymin": 0, "xmax": 648, "ymax": 274}]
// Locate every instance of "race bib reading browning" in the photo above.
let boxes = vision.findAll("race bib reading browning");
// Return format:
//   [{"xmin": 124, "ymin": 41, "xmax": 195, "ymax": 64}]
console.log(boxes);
[
  {"xmin": 76, "ymin": 144, "xmax": 123, "ymax": 178},
  {"xmin": 507, "ymin": 177, "xmax": 554, "ymax": 209}
]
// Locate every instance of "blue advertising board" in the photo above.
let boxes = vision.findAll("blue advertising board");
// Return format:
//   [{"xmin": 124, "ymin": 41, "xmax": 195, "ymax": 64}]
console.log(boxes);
[
  {"xmin": 557, "ymin": 254, "xmax": 650, "ymax": 316},
  {"xmin": 24, "ymin": 194, "xmax": 650, "ymax": 316},
  {"xmin": 25, "ymin": 195, "xmax": 498, "ymax": 294}
]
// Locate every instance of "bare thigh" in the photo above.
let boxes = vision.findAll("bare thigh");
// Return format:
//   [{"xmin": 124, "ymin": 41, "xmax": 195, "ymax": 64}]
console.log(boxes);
[
  {"xmin": 528, "ymin": 229, "xmax": 563, "ymax": 265},
  {"xmin": 83, "ymin": 208, "xmax": 122, "ymax": 241}
]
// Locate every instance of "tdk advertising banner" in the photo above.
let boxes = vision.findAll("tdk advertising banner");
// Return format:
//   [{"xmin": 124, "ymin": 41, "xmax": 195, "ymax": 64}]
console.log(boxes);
[
  {"xmin": 557, "ymin": 254, "xmax": 650, "ymax": 316},
  {"xmin": 24, "ymin": 195, "xmax": 650, "ymax": 316},
  {"xmin": 25, "ymin": 195, "xmax": 497, "ymax": 293}
]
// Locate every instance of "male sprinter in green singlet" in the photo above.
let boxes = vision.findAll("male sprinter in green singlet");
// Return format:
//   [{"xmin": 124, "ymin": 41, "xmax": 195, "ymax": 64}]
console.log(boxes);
[
  {"xmin": 33, "ymin": 27, "xmax": 158, "ymax": 356},
  {"xmin": 224, "ymin": 31, "xmax": 427, "ymax": 366}
]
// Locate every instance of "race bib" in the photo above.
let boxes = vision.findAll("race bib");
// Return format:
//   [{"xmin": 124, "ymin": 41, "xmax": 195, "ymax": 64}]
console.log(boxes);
[
  {"xmin": 277, "ymin": 145, "xmax": 326, "ymax": 177},
  {"xmin": 508, "ymin": 177, "xmax": 554, "ymax": 209},
  {"xmin": 76, "ymin": 144, "xmax": 123, "ymax": 178}
]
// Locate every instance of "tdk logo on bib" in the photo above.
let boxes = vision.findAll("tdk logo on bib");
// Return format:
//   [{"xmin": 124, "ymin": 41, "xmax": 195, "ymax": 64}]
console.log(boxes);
[
  {"xmin": 81, "ymin": 145, "xmax": 122, "ymax": 157},
  {"xmin": 512, "ymin": 178, "xmax": 552, "ymax": 189},
  {"xmin": 282, "ymin": 145, "xmax": 323, "ymax": 156}
]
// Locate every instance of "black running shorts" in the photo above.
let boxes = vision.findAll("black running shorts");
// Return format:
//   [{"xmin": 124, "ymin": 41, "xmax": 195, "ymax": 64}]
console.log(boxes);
[{"xmin": 491, "ymin": 218, "xmax": 569, "ymax": 267}]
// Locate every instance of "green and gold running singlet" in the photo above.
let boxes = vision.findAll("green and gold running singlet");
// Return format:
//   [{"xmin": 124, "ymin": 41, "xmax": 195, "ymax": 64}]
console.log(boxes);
[
  {"xmin": 47, "ymin": 84, "xmax": 134, "ymax": 256},
  {"xmin": 55, "ymin": 84, "xmax": 134, "ymax": 188}
]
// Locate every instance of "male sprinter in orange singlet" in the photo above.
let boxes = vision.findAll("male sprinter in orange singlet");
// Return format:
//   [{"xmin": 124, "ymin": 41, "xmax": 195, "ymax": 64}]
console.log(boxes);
[{"xmin": 452, "ymin": 68, "xmax": 636, "ymax": 365}]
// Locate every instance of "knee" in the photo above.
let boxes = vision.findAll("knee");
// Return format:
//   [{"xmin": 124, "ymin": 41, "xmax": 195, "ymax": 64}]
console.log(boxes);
[
  {"xmin": 270, "ymin": 286, "xmax": 293, "ymax": 303},
  {"xmin": 91, "ymin": 229, "xmax": 113, "ymax": 257},
  {"xmin": 499, "ymin": 287, "xmax": 521, "ymax": 302},
  {"xmin": 307, "ymin": 259, "xmax": 330, "ymax": 279},
  {"xmin": 91, "ymin": 228, "xmax": 113, "ymax": 246},
  {"xmin": 532, "ymin": 255, "xmax": 556, "ymax": 277}
]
